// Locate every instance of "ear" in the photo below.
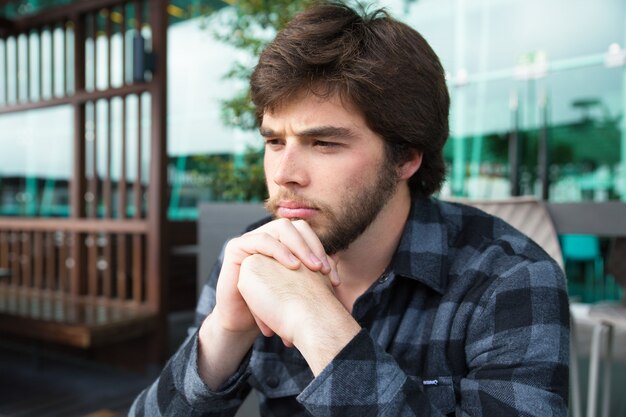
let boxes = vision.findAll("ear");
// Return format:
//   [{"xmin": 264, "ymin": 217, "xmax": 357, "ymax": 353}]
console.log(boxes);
[{"xmin": 398, "ymin": 150, "xmax": 422, "ymax": 180}]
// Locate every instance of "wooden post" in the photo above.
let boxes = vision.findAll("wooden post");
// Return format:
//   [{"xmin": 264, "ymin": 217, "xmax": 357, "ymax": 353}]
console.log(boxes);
[
  {"xmin": 147, "ymin": 0, "xmax": 169, "ymax": 363},
  {"xmin": 71, "ymin": 12, "xmax": 86, "ymax": 296}
]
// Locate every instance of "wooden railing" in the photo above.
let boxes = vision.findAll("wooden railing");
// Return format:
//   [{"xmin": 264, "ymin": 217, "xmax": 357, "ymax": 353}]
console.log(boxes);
[
  {"xmin": 0, "ymin": 218, "xmax": 148, "ymax": 300},
  {"xmin": 0, "ymin": 217, "xmax": 159, "ymax": 349}
]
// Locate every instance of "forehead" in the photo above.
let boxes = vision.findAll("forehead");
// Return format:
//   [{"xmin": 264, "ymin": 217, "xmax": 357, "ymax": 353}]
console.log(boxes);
[{"xmin": 261, "ymin": 92, "xmax": 369, "ymax": 131}]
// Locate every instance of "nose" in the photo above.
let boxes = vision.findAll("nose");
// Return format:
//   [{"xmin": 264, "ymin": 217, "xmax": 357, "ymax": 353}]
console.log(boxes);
[{"xmin": 270, "ymin": 144, "xmax": 309, "ymax": 188}]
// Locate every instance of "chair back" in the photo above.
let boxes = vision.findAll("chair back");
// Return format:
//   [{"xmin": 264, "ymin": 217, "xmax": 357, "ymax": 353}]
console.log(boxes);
[{"xmin": 446, "ymin": 197, "xmax": 564, "ymax": 269}]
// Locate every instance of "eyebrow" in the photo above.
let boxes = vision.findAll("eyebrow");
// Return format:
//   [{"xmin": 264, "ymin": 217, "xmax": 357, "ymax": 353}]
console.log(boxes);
[{"xmin": 259, "ymin": 126, "xmax": 356, "ymax": 140}]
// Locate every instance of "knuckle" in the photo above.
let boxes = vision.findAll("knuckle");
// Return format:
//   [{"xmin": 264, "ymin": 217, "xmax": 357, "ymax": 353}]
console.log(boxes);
[
  {"xmin": 291, "ymin": 219, "xmax": 309, "ymax": 230},
  {"xmin": 258, "ymin": 232, "xmax": 275, "ymax": 244},
  {"xmin": 224, "ymin": 237, "xmax": 238, "ymax": 252},
  {"xmin": 275, "ymin": 218, "xmax": 292, "ymax": 228}
]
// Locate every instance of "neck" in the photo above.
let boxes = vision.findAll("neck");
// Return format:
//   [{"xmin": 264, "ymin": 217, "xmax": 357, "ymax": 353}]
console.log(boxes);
[{"xmin": 333, "ymin": 184, "xmax": 412, "ymax": 303}]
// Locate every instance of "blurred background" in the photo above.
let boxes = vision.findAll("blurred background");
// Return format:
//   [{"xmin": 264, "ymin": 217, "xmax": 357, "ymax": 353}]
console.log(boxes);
[{"xmin": 0, "ymin": 0, "xmax": 625, "ymax": 416}]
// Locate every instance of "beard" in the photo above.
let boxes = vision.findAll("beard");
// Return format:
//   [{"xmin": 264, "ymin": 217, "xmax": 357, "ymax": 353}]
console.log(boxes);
[{"xmin": 265, "ymin": 159, "xmax": 398, "ymax": 255}]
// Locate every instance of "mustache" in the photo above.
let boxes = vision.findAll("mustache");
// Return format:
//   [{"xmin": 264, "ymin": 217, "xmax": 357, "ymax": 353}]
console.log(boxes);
[{"xmin": 265, "ymin": 191, "xmax": 322, "ymax": 213}]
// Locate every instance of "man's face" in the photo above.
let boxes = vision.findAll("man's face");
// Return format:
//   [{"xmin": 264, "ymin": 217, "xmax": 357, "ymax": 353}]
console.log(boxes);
[{"xmin": 262, "ymin": 93, "xmax": 399, "ymax": 254}]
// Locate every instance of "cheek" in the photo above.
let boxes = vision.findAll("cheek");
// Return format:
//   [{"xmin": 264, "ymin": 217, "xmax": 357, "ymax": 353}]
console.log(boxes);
[{"xmin": 263, "ymin": 155, "xmax": 276, "ymax": 183}]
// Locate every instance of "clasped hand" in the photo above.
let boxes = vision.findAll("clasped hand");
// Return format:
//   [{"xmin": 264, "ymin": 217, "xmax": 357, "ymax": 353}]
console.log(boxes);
[{"xmin": 213, "ymin": 218, "xmax": 342, "ymax": 348}]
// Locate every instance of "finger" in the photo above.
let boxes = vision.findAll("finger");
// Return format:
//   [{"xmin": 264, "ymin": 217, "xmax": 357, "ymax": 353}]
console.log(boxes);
[
  {"xmin": 281, "ymin": 337, "xmax": 294, "ymax": 348},
  {"xmin": 290, "ymin": 220, "xmax": 332, "ymax": 274},
  {"xmin": 327, "ymin": 256, "xmax": 341, "ymax": 287},
  {"xmin": 252, "ymin": 313, "xmax": 275, "ymax": 338},
  {"xmin": 226, "ymin": 233, "xmax": 301, "ymax": 270},
  {"xmin": 253, "ymin": 219, "xmax": 326, "ymax": 272}
]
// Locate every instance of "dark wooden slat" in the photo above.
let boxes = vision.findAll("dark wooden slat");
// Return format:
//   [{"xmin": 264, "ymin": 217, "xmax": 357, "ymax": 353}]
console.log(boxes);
[
  {"xmin": 92, "ymin": 13, "xmax": 97, "ymax": 91},
  {"xmin": 134, "ymin": 94, "xmax": 142, "ymax": 218},
  {"xmin": 119, "ymin": 97, "xmax": 128, "ymax": 217},
  {"xmin": 134, "ymin": 0, "xmax": 143, "ymax": 30},
  {"xmin": 0, "ymin": 81, "xmax": 150, "ymax": 114},
  {"xmin": 3, "ymin": 37, "xmax": 8, "ymax": 103},
  {"xmin": 90, "ymin": 101, "xmax": 98, "ymax": 218},
  {"xmin": 38, "ymin": 28, "xmax": 43, "ymax": 99},
  {"xmin": 34, "ymin": 231, "xmax": 43, "ymax": 289},
  {"xmin": 0, "ymin": 232, "xmax": 7, "ymax": 269},
  {"xmin": 117, "ymin": 234, "xmax": 127, "ymax": 300},
  {"xmin": 60, "ymin": 21, "xmax": 65, "ymax": 96},
  {"xmin": 132, "ymin": 234, "xmax": 142, "ymax": 303},
  {"xmin": 105, "ymin": 100, "xmax": 112, "ymax": 217},
  {"xmin": 58, "ymin": 232, "xmax": 68, "ymax": 292},
  {"xmin": 106, "ymin": 8, "xmax": 112, "ymax": 89},
  {"xmin": 88, "ymin": 234, "xmax": 98, "ymax": 297},
  {"xmin": 11, "ymin": 232, "xmax": 20, "ymax": 285},
  {"xmin": 15, "ymin": 33, "xmax": 20, "ymax": 102},
  {"xmin": 51, "ymin": 24, "xmax": 56, "ymax": 97},
  {"xmin": 45, "ymin": 232, "xmax": 54, "ymax": 290},
  {"xmin": 24, "ymin": 31, "xmax": 30, "ymax": 100},
  {"xmin": 22, "ymin": 232, "xmax": 31, "ymax": 288},
  {"xmin": 120, "ymin": 4, "xmax": 126, "ymax": 86},
  {"xmin": 103, "ymin": 234, "xmax": 111, "ymax": 297},
  {"xmin": 0, "ymin": 218, "xmax": 149, "ymax": 233}
]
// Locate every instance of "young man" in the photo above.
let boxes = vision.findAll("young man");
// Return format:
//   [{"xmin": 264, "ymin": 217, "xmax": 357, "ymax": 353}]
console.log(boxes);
[{"xmin": 132, "ymin": 3, "xmax": 569, "ymax": 416}]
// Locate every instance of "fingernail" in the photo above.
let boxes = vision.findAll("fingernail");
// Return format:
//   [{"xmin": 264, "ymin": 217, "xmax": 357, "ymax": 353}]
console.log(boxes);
[
  {"xmin": 322, "ymin": 256, "xmax": 331, "ymax": 272},
  {"xmin": 331, "ymin": 268, "xmax": 341, "ymax": 284},
  {"xmin": 309, "ymin": 253, "xmax": 322, "ymax": 266},
  {"xmin": 289, "ymin": 254, "xmax": 300, "ymax": 265}
]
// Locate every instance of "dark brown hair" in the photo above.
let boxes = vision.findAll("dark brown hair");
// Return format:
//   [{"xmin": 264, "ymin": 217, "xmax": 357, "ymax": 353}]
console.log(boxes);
[{"xmin": 250, "ymin": 1, "xmax": 449, "ymax": 196}]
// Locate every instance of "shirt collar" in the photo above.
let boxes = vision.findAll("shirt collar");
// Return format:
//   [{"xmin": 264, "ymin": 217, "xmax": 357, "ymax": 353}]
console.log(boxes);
[{"xmin": 389, "ymin": 197, "xmax": 452, "ymax": 295}]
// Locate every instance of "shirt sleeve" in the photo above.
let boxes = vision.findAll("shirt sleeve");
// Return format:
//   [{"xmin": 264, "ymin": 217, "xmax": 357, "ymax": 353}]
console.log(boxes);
[
  {"xmin": 297, "ymin": 259, "xmax": 569, "ymax": 417},
  {"xmin": 129, "ymin": 249, "xmax": 253, "ymax": 417}
]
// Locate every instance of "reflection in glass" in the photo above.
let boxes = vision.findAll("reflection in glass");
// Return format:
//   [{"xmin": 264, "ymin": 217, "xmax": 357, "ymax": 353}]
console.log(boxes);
[{"xmin": 0, "ymin": 106, "xmax": 73, "ymax": 217}]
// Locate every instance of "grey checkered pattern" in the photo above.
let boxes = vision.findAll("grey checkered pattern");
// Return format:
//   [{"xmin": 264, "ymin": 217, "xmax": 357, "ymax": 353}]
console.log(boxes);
[{"xmin": 130, "ymin": 197, "xmax": 569, "ymax": 416}]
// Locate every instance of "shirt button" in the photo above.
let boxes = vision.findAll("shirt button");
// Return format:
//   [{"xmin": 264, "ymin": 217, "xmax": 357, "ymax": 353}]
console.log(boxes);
[
  {"xmin": 266, "ymin": 376, "xmax": 280, "ymax": 388},
  {"xmin": 378, "ymin": 273, "xmax": 389, "ymax": 283}
]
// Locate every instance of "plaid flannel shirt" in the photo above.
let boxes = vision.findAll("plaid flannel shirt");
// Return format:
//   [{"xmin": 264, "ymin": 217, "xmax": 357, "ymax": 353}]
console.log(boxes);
[{"xmin": 130, "ymin": 197, "xmax": 569, "ymax": 416}]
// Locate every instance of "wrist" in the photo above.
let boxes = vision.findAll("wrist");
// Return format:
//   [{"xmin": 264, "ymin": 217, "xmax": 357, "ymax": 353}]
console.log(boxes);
[
  {"xmin": 200, "ymin": 308, "xmax": 260, "ymax": 351},
  {"xmin": 293, "ymin": 299, "xmax": 361, "ymax": 376},
  {"xmin": 197, "ymin": 312, "xmax": 259, "ymax": 390}
]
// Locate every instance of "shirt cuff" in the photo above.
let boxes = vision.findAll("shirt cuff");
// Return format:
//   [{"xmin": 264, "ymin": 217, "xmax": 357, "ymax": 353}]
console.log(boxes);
[
  {"xmin": 179, "ymin": 330, "xmax": 253, "ymax": 408},
  {"xmin": 297, "ymin": 329, "xmax": 406, "ymax": 416}
]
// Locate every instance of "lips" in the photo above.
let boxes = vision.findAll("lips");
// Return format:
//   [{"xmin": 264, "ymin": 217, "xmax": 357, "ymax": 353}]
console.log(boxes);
[{"xmin": 276, "ymin": 200, "xmax": 319, "ymax": 219}]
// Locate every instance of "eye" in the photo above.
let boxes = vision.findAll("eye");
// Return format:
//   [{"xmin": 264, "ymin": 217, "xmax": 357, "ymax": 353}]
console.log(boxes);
[
  {"xmin": 264, "ymin": 138, "xmax": 284, "ymax": 148},
  {"xmin": 313, "ymin": 140, "xmax": 339, "ymax": 148}
]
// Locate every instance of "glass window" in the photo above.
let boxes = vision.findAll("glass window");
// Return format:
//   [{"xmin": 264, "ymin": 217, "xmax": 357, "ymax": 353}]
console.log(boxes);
[
  {"xmin": 0, "ymin": 106, "xmax": 73, "ymax": 217},
  {"xmin": 390, "ymin": 0, "xmax": 626, "ymax": 202}
]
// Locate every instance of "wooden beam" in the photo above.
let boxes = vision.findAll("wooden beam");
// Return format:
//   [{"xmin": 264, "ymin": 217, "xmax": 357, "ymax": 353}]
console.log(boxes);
[
  {"xmin": 10, "ymin": 0, "xmax": 128, "ymax": 30},
  {"xmin": 0, "ymin": 82, "xmax": 150, "ymax": 114},
  {"xmin": 0, "ymin": 218, "xmax": 149, "ymax": 234},
  {"xmin": 0, "ymin": 17, "xmax": 13, "ymax": 36}
]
